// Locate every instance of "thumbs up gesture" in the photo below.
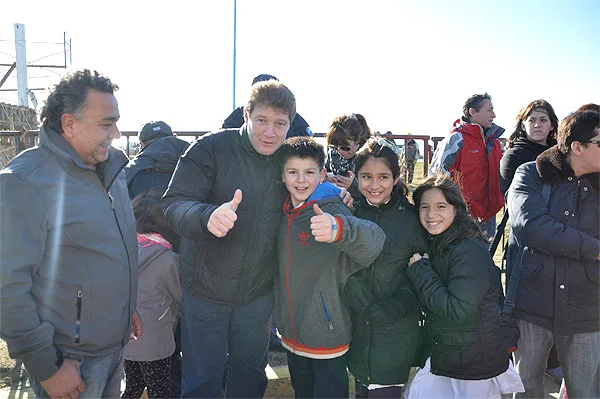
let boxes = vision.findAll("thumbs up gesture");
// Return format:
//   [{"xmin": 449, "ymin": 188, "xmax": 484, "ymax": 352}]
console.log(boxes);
[
  {"xmin": 207, "ymin": 189, "xmax": 243, "ymax": 237},
  {"xmin": 310, "ymin": 204, "xmax": 338, "ymax": 243}
]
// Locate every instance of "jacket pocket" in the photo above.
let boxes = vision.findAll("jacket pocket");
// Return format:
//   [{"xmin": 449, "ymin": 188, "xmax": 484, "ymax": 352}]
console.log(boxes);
[
  {"xmin": 75, "ymin": 288, "xmax": 83, "ymax": 344},
  {"xmin": 319, "ymin": 292, "xmax": 335, "ymax": 332},
  {"xmin": 585, "ymin": 263, "xmax": 600, "ymax": 283},
  {"xmin": 521, "ymin": 249, "xmax": 543, "ymax": 278},
  {"xmin": 521, "ymin": 263, "xmax": 542, "ymax": 278},
  {"xmin": 435, "ymin": 328, "xmax": 482, "ymax": 370}
]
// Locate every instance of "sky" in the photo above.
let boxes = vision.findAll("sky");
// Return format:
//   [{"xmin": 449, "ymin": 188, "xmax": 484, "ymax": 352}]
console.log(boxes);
[{"xmin": 1, "ymin": 0, "xmax": 599, "ymax": 143}]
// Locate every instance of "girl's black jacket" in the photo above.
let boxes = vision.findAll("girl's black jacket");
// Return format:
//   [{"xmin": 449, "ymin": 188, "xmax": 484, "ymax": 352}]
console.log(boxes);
[
  {"xmin": 345, "ymin": 191, "xmax": 428, "ymax": 385},
  {"xmin": 406, "ymin": 237, "xmax": 510, "ymax": 380}
]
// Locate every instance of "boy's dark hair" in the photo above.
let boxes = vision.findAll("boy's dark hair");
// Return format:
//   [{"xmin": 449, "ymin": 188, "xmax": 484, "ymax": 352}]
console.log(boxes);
[
  {"xmin": 132, "ymin": 190, "xmax": 178, "ymax": 247},
  {"xmin": 413, "ymin": 173, "xmax": 485, "ymax": 257},
  {"xmin": 280, "ymin": 137, "xmax": 325, "ymax": 170},
  {"xmin": 40, "ymin": 69, "xmax": 118, "ymax": 134},
  {"xmin": 508, "ymin": 99, "xmax": 559, "ymax": 148},
  {"xmin": 354, "ymin": 136, "xmax": 409, "ymax": 196},
  {"xmin": 462, "ymin": 93, "xmax": 492, "ymax": 121},
  {"xmin": 557, "ymin": 110, "xmax": 600, "ymax": 154},
  {"xmin": 326, "ymin": 113, "xmax": 372, "ymax": 147}
]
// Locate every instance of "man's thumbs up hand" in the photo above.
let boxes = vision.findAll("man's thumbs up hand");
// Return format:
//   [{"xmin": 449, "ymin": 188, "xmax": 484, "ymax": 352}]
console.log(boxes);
[
  {"xmin": 310, "ymin": 204, "xmax": 338, "ymax": 243},
  {"xmin": 208, "ymin": 189, "xmax": 243, "ymax": 237},
  {"xmin": 229, "ymin": 189, "xmax": 242, "ymax": 211}
]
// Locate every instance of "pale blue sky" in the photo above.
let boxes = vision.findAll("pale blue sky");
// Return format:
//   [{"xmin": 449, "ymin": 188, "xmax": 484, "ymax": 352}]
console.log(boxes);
[{"xmin": 1, "ymin": 0, "xmax": 598, "ymax": 139}]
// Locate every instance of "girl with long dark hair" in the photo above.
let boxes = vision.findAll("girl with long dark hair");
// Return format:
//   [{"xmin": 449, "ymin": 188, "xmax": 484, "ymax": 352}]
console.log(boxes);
[
  {"xmin": 403, "ymin": 175, "xmax": 524, "ymax": 398},
  {"xmin": 344, "ymin": 137, "xmax": 428, "ymax": 397}
]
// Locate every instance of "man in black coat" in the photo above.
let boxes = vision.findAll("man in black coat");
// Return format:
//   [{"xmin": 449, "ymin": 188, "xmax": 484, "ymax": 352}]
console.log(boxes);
[
  {"xmin": 125, "ymin": 121, "xmax": 189, "ymax": 200},
  {"xmin": 163, "ymin": 80, "xmax": 298, "ymax": 398}
]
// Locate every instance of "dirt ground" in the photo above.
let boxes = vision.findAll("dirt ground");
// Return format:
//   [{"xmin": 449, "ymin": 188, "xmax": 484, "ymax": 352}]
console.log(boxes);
[
  {"xmin": 0, "ymin": 338, "xmax": 289, "ymax": 390},
  {"xmin": 0, "ymin": 339, "xmax": 26, "ymax": 389}
]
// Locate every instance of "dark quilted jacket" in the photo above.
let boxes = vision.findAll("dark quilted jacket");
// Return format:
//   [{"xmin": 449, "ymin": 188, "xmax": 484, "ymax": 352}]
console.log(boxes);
[{"xmin": 163, "ymin": 127, "xmax": 287, "ymax": 305}]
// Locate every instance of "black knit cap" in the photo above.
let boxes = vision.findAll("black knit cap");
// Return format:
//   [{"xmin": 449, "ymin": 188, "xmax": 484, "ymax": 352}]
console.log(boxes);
[{"xmin": 138, "ymin": 121, "xmax": 173, "ymax": 143}]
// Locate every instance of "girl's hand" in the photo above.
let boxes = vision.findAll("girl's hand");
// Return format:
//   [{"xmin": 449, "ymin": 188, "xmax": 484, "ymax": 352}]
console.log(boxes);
[
  {"xmin": 408, "ymin": 252, "xmax": 429, "ymax": 266},
  {"xmin": 334, "ymin": 171, "xmax": 354, "ymax": 190},
  {"xmin": 324, "ymin": 172, "xmax": 337, "ymax": 183}
]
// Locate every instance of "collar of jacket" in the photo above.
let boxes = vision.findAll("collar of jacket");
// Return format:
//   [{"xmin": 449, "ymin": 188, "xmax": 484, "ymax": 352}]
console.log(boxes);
[
  {"xmin": 282, "ymin": 195, "xmax": 340, "ymax": 218},
  {"xmin": 130, "ymin": 135, "xmax": 189, "ymax": 173},
  {"xmin": 238, "ymin": 125, "xmax": 284, "ymax": 160},
  {"xmin": 511, "ymin": 138, "xmax": 549, "ymax": 152},
  {"xmin": 536, "ymin": 145, "xmax": 599, "ymax": 191},
  {"xmin": 357, "ymin": 189, "xmax": 409, "ymax": 212},
  {"xmin": 452, "ymin": 117, "xmax": 505, "ymax": 141},
  {"xmin": 39, "ymin": 125, "xmax": 129, "ymax": 190}
]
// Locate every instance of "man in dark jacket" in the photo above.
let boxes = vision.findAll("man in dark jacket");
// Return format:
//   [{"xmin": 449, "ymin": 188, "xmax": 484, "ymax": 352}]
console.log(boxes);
[
  {"xmin": 401, "ymin": 135, "xmax": 419, "ymax": 183},
  {"xmin": 0, "ymin": 69, "xmax": 141, "ymax": 399},
  {"xmin": 222, "ymin": 73, "xmax": 312, "ymax": 138},
  {"xmin": 125, "ymin": 120, "xmax": 189, "ymax": 200},
  {"xmin": 163, "ymin": 80, "xmax": 296, "ymax": 398},
  {"xmin": 507, "ymin": 110, "xmax": 600, "ymax": 398}
]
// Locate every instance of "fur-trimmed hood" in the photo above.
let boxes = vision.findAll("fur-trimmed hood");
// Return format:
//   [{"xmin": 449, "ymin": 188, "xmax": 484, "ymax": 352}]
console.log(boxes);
[{"xmin": 536, "ymin": 145, "xmax": 599, "ymax": 191}]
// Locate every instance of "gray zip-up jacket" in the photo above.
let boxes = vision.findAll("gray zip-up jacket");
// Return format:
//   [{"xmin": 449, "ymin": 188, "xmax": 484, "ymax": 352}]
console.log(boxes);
[
  {"xmin": 276, "ymin": 188, "xmax": 385, "ymax": 355},
  {"xmin": 0, "ymin": 126, "xmax": 138, "ymax": 383}
]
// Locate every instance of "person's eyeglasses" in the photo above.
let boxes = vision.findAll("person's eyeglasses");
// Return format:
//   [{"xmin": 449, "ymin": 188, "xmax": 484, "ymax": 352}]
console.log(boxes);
[
  {"xmin": 583, "ymin": 139, "xmax": 600, "ymax": 148},
  {"xmin": 330, "ymin": 145, "xmax": 352, "ymax": 152}
]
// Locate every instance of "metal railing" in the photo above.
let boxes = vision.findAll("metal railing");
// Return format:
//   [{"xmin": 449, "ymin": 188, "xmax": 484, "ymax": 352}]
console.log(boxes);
[{"xmin": 1, "ymin": 130, "xmax": 446, "ymax": 176}]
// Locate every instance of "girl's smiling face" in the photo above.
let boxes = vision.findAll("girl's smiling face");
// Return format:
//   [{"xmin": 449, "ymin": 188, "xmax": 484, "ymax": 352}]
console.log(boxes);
[
  {"xmin": 357, "ymin": 156, "xmax": 399, "ymax": 205},
  {"xmin": 418, "ymin": 188, "xmax": 456, "ymax": 235}
]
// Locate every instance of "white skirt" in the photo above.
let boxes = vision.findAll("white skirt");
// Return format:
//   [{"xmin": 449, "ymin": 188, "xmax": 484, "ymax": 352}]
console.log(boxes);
[{"xmin": 402, "ymin": 357, "xmax": 525, "ymax": 399}]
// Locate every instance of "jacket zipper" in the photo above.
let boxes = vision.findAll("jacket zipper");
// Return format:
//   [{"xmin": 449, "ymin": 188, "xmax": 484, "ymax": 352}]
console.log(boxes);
[
  {"xmin": 320, "ymin": 292, "xmax": 335, "ymax": 331},
  {"xmin": 75, "ymin": 288, "xmax": 83, "ymax": 343},
  {"xmin": 105, "ymin": 184, "xmax": 133, "ymax": 343}
]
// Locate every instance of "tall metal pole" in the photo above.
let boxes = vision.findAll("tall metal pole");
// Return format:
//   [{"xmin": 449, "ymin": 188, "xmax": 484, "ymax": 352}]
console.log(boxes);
[
  {"xmin": 14, "ymin": 23, "xmax": 28, "ymax": 107},
  {"xmin": 63, "ymin": 32, "xmax": 67, "ymax": 67},
  {"xmin": 233, "ymin": 0, "xmax": 237, "ymax": 110}
]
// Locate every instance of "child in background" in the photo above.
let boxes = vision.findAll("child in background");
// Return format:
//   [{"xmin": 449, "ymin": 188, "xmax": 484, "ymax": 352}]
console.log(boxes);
[
  {"xmin": 276, "ymin": 137, "xmax": 385, "ymax": 398},
  {"xmin": 325, "ymin": 113, "xmax": 372, "ymax": 199},
  {"xmin": 403, "ymin": 175, "xmax": 524, "ymax": 399},
  {"xmin": 122, "ymin": 190, "xmax": 181, "ymax": 399},
  {"xmin": 345, "ymin": 137, "xmax": 429, "ymax": 398}
]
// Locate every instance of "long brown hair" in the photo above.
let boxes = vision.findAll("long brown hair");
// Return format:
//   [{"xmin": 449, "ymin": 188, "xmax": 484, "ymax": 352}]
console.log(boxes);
[
  {"xmin": 354, "ymin": 137, "xmax": 409, "ymax": 197},
  {"xmin": 326, "ymin": 113, "xmax": 372, "ymax": 147},
  {"xmin": 413, "ymin": 174, "xmax": 485, "ymax": 256},
  {"xmin": 508, "ymin": 99, "xmax": 558, "ymax": 148}
]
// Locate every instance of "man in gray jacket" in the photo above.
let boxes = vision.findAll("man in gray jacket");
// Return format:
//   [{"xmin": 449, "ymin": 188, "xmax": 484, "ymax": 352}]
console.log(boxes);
[{"xmin": 0, "ymin": 69, "xmax": 141, "ymax": 399}]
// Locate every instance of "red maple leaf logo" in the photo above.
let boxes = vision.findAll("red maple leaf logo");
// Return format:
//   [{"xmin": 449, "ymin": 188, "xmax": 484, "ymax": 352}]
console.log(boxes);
[{"xmin": 297, "ymin": 231, "xmax": 310, "ymax": 246}]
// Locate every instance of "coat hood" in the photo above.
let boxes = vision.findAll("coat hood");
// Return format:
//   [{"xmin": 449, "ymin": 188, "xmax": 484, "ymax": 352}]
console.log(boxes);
[{"xmin": 536, "ymin": 145, "xmax": 599, "ymax": 191}]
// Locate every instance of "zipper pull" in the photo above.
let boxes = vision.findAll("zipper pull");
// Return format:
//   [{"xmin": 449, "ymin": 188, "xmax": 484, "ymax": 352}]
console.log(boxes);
[
  {"xmin": 108, "ymin": 192, "xmax": 115, "ymax": 210},
  {"xmin": 77, "ymin": 288, "xmax": 83, "ymax": 298},
  {"xmin": 328, "ymin": 322, "xmax": 335, "ymax": 332}
]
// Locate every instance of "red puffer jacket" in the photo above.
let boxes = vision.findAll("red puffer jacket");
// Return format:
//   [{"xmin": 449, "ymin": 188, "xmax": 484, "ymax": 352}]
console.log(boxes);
[{"xmin": 447, "ymin": 120, "xmax": 504, "ymax": 221}]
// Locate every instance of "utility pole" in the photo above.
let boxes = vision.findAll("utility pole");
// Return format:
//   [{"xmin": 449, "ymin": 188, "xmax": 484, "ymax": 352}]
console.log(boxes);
[
  {"xmin": 14, "ymin": 23, "xmax": 28, "ymax": 107},
  {"xmin": 233, "ymin": 0, "xmax": 237, "ymax": 110}
]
